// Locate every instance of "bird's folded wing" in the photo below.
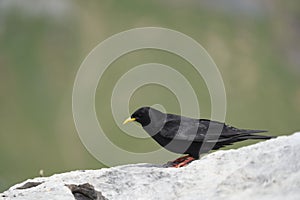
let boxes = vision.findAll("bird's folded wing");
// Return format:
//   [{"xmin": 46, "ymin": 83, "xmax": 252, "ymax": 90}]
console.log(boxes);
[{"xmin": 160, "ymin": 119, "xmax": 226, "ymax": 142}]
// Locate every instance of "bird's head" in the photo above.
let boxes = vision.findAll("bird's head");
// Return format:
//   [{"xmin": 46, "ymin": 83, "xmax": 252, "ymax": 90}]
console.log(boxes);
[
  {"xmin": 123, "ymin": 106, "xmax": 167, "ymax": 136},
  {"xmin": 123, "ymin": 107, "xmax": 151, "ymax": 126}
]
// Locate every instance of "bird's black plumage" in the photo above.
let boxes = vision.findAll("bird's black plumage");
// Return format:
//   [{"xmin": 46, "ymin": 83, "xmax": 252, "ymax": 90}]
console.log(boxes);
[{"xmin": 127, "ymin": 107, "xmax": 274, "ymax": 159}]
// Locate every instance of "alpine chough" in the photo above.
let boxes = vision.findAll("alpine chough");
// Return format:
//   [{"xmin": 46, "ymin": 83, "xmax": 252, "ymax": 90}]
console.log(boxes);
[{"xmin": 123, "ymin": 107, "xmax": 274, "ymax": 167}]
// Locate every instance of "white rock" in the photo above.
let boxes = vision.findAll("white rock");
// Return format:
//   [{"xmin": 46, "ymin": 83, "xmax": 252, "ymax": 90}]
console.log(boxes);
[{"xmin": 1, "ymin": 132, "xmax": 300, "ymax": 200}]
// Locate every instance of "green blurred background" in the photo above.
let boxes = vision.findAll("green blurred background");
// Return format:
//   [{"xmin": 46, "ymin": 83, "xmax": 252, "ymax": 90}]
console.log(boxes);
[{"xmin": 1, "ymin": 0, "xmax": 300, "ymax": 192}]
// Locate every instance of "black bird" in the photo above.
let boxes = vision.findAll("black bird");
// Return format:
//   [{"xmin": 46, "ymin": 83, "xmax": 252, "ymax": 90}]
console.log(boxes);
[{"xmin": 123, "ymin": 107, "xmax": 274, "ymax": 167}]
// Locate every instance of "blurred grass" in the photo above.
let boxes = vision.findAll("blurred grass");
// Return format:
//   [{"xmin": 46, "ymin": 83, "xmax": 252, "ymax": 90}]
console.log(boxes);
[{"xmin": 1, "ymin": 0, "xmax": 300, "ymax": 192}]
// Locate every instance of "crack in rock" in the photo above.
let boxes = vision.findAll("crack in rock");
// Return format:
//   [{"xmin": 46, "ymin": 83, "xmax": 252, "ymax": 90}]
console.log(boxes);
[
  {"xmin": 16, "ymin": 182, "xmax": 44, "ymax": 190},
  {"xmin": 66, "ymin": 183, "xmax": 108, "ymax": 200}
]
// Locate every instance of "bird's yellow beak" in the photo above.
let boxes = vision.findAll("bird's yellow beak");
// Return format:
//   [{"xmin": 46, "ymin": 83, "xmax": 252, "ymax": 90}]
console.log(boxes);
[{"xmin": 123, "ymin": 117, "xmax": 136, "ymax": 124}]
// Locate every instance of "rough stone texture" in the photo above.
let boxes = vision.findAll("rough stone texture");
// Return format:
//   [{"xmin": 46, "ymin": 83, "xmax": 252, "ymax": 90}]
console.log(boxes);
[{"xmin": 1, "ymin": 132, "xmax": 300, "ymax": 200}]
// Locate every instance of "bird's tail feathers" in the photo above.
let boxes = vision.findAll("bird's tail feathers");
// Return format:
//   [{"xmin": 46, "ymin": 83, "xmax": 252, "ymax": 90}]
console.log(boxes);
[
  {"xmin": 241, "ymin": 129, "xmax": 268, "ymax": 134},
  {"xmin": 238, "ymin": 134, "xmax": 275, "ymax": 140},
  {"xmin": 239, "ymin": 129, "xmax": 276, "ymax": 140}
]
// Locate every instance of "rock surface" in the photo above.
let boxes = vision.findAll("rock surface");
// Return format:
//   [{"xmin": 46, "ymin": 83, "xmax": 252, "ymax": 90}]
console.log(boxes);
[{"xmin": 1, "ymin": 132, "xmax": 300, "ymax": 200}]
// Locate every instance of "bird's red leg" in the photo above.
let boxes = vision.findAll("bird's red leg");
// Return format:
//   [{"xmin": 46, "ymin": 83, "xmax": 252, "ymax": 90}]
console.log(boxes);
[
  {"xmin": 169, "ymin": 155, "xmax": 191, "ymax": 164},
  {"xmin": 173, "ymin": 156, "xmax": 195, "ymax": 168},
  {"xmin": 165, "ymin": 155, "xmax": 196, "ymax": 168}
]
